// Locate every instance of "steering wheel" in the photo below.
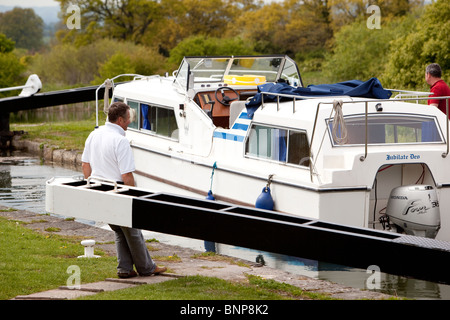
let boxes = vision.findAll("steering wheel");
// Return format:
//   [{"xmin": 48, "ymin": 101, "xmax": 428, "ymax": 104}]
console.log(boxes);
[{"xmin": 215, "ymin": 86, "xmax": 240, "ymax": 106}]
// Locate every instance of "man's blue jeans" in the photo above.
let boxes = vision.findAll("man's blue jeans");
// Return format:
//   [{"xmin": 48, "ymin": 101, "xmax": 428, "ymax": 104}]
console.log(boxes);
[{"xmin": 109, "ymin": 224, "xmax": 156, "ymax": 275}]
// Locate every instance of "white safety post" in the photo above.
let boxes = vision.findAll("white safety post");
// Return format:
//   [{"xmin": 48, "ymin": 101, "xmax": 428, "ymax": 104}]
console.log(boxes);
[{"xmin": 78, "ymin": 239, "xmax": 101, "ymax": 258}]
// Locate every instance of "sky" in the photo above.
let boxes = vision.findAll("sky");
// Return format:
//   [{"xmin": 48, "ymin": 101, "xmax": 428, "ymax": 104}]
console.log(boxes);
[{"xmin": 0, "ymin": 0, "xmax": 59, "ymax": 7}]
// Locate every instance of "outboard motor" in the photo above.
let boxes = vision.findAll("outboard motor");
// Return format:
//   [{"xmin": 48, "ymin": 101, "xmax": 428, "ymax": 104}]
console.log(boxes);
[{"xmin": 386, "ymin": 185, "xmax": 440, "ymax": 238}]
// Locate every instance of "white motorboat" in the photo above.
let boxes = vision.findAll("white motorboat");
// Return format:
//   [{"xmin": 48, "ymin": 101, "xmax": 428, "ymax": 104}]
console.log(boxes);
[{"xmin": 100, "ymin": 55, "xmax": 450, "ymax": 241}]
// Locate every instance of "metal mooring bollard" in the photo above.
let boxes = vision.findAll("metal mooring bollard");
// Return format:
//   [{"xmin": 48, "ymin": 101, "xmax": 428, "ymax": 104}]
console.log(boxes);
[{"xmin": 78, "ymin": 239, "xmax": 101, "ymax": 258}]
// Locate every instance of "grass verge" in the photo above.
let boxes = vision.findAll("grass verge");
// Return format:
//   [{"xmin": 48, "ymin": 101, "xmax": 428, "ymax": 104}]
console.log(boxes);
[
  {"xmin": 0, "ymin": 215, "xmax": 335, "ymax": 300},
  {"xmin": 11, "ymin": 112, "xmax": 106, "ymax": 151},
  {"xmin": 0, "ymin": 216, "xmax": 116, "ymax": 300},
  {"xmin": 78, "ymin": 274, "xmax": 333, "ymax": 300}
]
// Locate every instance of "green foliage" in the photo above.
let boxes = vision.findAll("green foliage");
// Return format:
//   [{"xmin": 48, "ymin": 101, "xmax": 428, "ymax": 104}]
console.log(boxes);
[
  {"xmin": 381, "ymin": 0, "xmax": 450, "ymax": 89},
  {"xmin": 11, "ymin": 111, "xmax": 108, "ymax": 151},
  {"xmin": 323, "ymin": 14, "xmax": 415, "ymax": 83},
  {"xmin": 7, "ymin": 0, "xmax": 445, "ymax": 93},
  {"xmin": 30, "ymin": 39, "xmax": 167, "ymax": 87},
  {"xmin": 0, "ymin": 216, "xmax": 336, "ymax": 300},
  {"xmin": 0, "ymin": 35, "xmax": 26, "ymax": 97},
  {"xmin": 94, "ymin": 53, "xmax": 136, "ymax": 84},
  {"xmin": 0, "ymin": 7, "xmax": 44, "ymax": 51},
  {"xmin": 56, "ymin": 0, "xmax": 161, "ymax": 44},
  {"xmin": 0, "ymin": 33, "xmax": 15, "ymax": 53},
  {"xmin": 231, "ymin": 0, "xmax": 332, "ymax": 56},
  {"xmin": 0, "ymin": 217, "xmax": 116, "ymax": 300},
  {"xmin": 168, "ymin": 35, "xmax": 255, "ymax": 67},
  {"xmin": 79, "ymin": 274, "xmax": 323, "ymax": 300},
  {"xmin": 0, "ymin": 53, "xmax": 26, "ymax": 96}
]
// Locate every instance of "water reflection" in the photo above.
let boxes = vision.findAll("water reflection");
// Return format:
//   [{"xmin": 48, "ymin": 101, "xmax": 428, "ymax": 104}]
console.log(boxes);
[
  {"xmin": 215, "ymin": 244, "xmax": 450, "ymax": 300},
  {"xmin": 0, "ymin": 153, "xmax": 81, "ymax": 213},
  {"xmin": 1, "ymin": 154, "xmax": 450, "ymax": 299}
]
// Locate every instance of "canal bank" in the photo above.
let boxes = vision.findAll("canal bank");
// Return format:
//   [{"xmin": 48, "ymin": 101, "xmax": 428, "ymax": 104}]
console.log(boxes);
[
  {"xmin": 2, "ymin": 139, "xmax": 398, "ymax": 300},
  {"xmin": 11, "ymin": 137, "xmax": 83, "ymax": 169},
  {"xmin": 1, "ymin": 206, "xmax": 394, "ymax": 300}
]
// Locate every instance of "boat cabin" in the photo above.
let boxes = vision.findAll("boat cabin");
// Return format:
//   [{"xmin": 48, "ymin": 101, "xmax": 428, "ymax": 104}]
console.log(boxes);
[
  {"xmin": 107, "ymin": 55, "xmax": 450, "ymax": 242},
  {"xmin": 174, "ymin": 55, "xmax": 302, "ymax": 128}
]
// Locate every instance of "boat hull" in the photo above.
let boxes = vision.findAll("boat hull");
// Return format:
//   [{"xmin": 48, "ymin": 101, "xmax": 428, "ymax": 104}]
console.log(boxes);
[
  {"xmin": 132, "ymin": 145, "xmax": 369, "ymax": 226},
  {"xmin": 132, "ymin": 143, "xmax": 450, "ymax": 242}
]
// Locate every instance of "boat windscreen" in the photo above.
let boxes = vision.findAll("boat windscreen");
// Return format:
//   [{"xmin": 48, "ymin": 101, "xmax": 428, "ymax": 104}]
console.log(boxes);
[
  {"xmin": 228, "ymin": 57, "xmax": 282, "ymax": 82},
  {"xmin": 180, "ymin": 56, "xmax": 301, "ymax": 85},
  {"xmin": 189, "ymin": 58, "xmax": 231, "ymax": 82}
]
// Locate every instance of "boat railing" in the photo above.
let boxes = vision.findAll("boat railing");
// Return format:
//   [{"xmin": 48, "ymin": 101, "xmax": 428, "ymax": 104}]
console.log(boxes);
[
  {"xmin": 95, "ymin": 74, "xmax": 156, "ymax": 127},
  {"xmin": 387, "ymin": 88, "xmax": 433, "ymax": 103},
  {"xmin": 259, "ymin": 91, "xmax": 450, "ymax": 182}
]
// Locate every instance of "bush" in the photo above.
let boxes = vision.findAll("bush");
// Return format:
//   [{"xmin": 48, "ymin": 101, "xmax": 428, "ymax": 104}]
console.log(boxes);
[
  {"xmin": 381, "ymin": 0, "xmax": 450, "ymax": 90},
  {"xmin": 168, "ymin": 35, "xmax": 255, "ymax": 67},
  {"xmin": 0, "ymin": 52, "xmax": 26, "ymax": 97},
  {"xmin": 322, "ymin": 14, "xmax": 415, "ymax": 83},
  {"xmin": 30, "ymin": 39, "xmax": 167, "ymax": 88},
  {"xmin": 0, "ymin": 34, "xmax": 26, "ymax": 97}
]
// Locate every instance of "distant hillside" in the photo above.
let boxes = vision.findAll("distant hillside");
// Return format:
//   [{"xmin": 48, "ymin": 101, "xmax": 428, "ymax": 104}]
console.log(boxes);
[{"xmin": 0, "ymin": 5, "xmax": 59, "ymax": 24}]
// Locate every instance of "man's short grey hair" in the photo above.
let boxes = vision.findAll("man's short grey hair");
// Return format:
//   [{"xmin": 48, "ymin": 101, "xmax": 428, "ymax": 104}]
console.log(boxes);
[
  {"xmin": 426, "ymin": 63, "xmax": 442, "ymax": 78},
  {"xmin": 108, "ymin": 102, "xmax": 130, "ymax": 123}
]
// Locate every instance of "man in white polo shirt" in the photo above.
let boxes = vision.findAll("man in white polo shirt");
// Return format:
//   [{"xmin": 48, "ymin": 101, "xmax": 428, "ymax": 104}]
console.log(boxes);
[{"xmin": 82, "ymin": 101, "xmax": 166, "ymax": 278}]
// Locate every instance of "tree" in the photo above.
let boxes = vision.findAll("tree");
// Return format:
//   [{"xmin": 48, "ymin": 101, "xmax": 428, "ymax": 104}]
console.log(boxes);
[
  {"xmin": 381, "ymin": 0, "xmax": 449, "ymax": 89},
  {"xmin": 146, "ymin": 0, "xmax": 242, "ymax": 54},
  {"xmin": 168, "ymin": 35, "xmax": 255, "ymax": 67},
  {"xmin": 0, "ymin": 33, "xmax": 26, "ymax": 97},
  {"xmin": 327, "ymin": 0, "xmax": 423, "ymax": 30},
  {"xmin": 30, "ymin": 38, "xmax": 167, "ymax": 86},
  {"xmin": 94, "ymin": 52, "xmax": 135, "ymax": 84},
  {"xmin": 56, "ymin": 0, "xmax": 161, "ymax": 44},
  {"xmin": 0, "ymin": 7, "xmax": 44, "ymax": 51},
  {"xmin": 322, "ymin": 14, "xmax": 415, "ymax": 82},
  {"xmin": 0, "ymin": 33, "xmax": 15, "ymax": 54},
  {"xmin": 93, "ymin": 45, "xmax": 167, "ymax": 83},
  {"xmin": 230, "ymin": 0, "xmax": 332, "ymax": 56}
]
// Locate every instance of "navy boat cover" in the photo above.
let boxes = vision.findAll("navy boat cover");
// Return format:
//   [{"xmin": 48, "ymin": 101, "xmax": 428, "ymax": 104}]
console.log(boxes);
[{"xmin": 245, "ymin": 78, "xmax": 392, "ymax": 118}]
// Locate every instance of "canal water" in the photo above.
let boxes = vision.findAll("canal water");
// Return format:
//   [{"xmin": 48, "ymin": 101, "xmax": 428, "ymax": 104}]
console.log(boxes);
[{"xmin": 1, "ymin": 153, "xmax": 450, "ymax": 299}]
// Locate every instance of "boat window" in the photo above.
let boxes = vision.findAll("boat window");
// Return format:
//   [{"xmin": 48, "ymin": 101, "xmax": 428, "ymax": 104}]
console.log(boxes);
[
  {"xmin": 175, "ymin": 58, "xmax": 190, "ymax": 91},
  {"xmin": 190, "ymin": 58, "xmax": 230, "ymax": 81},
  {"xmin": 141, "ymin": 104, "xmax": 179, "ymax": 140},
  {"xmin": 280, "ymin": 58, "xmax": 302, "ymax": 87},
  {"xmin": 245, "ymin": 124, "xmax": 310, "ymax": 167},
  {"xmin": 127, "ymin": 100, "xmax": 139, "ymax": 130},
  {"xmin": 229, "ymin": 58, "xmax": 282, "ymax": 82},
  {"xmin": 327, "ymin": 114, "xmax": 443, "ymax": 146},
  {"xmin": 288, "ymin": 130, "xmax": 310, "ymax": 166}
]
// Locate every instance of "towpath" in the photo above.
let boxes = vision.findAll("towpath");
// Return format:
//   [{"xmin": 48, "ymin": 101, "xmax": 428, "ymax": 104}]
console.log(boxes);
[{"xmin": 0, "ymin": 207, "xmax": 395, "ymax": 300}]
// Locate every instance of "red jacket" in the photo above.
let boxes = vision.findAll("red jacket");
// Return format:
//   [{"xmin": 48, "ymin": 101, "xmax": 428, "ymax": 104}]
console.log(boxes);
[{"xmin": 429, "ymin": 80, "xmax": 450, "ymax": 116}]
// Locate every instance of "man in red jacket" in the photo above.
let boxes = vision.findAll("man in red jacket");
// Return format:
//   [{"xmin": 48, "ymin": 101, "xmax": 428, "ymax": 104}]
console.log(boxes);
[{"xmin": 426, "ymin": 63, "xmax": 450, "ymax": 117}]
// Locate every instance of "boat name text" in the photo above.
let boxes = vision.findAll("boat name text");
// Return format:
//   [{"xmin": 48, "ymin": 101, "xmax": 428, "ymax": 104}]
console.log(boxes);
[{"xmin": 386, "ymin": 154, "xmax": 420, "ymax": 161}]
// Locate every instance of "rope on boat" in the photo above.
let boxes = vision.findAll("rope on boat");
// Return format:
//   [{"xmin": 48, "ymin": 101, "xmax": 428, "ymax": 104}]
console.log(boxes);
[
  {"xmin": 103, "ymin": 79, "xmax": 113, "ymax": 114},
  {"xmin": 332, "ymin": 99, "xmax": 348, "ymax": 145}
]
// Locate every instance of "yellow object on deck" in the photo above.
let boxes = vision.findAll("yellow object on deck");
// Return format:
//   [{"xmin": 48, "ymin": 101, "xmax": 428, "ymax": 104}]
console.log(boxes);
[{"xmin": 224, "ymin": 75, "xmax": 266, "ymax": 86}]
